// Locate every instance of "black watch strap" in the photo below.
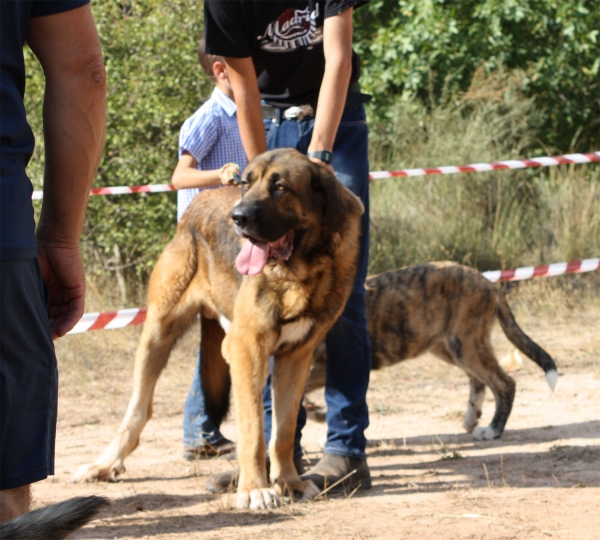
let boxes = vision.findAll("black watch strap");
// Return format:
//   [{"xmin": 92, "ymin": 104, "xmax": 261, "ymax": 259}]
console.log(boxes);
[{"xmin": 307, "ymin": 150, "xmax": 333, "ymax": 165}]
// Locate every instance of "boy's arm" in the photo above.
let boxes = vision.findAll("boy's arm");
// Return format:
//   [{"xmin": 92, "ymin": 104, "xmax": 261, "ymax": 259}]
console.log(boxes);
[
  {"xmin": 308, "ymin": 8, "xmax": 354, "ymax": 173},
  {"xmin": 171, "ymin": 152, "xmax": 239, "ymax": 188}
]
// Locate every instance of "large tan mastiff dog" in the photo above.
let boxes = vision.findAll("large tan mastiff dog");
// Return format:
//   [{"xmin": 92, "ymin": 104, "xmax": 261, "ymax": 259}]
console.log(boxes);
[
  {"xmin": 72, "ymin": 149, "xmax": 364, "ymax": 509},
  {"xmin": 306, "ymin": 262, "xmax": 558, "ymax": 440}
]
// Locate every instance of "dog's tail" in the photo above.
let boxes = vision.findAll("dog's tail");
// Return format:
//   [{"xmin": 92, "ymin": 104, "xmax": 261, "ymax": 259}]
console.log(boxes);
[
  {"xmin": 496, "ymin": 293, "xmax": 558, "ymax": 391},
  {"xmin": 0, "ymin": 495, "xmax": 109, "ymax": 540},
  {"xmin": 200, "ymin": 315, "xmax": 231, "ymax": 426}
]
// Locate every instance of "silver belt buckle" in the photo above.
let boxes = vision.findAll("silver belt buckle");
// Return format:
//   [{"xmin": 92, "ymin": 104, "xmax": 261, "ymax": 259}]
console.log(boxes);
[{"xmin": 284, "ymin": 104, "xmax": 314, "ymax": 121}]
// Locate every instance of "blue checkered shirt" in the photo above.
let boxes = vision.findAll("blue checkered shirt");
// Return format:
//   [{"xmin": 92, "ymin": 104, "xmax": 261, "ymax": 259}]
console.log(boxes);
[{"xmin": 176, "ymin": 87, "xmax": 247, "ymax": 222}]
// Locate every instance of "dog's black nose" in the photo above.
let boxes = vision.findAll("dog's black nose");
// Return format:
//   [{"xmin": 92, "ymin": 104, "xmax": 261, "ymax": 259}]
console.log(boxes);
[{"xmin": 231, "ymin": 207, "xmax": 252, "ymax": 228}]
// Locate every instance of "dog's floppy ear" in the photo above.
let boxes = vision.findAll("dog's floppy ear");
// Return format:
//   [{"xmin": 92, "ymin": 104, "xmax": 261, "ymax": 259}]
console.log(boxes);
[{"xmin": 311, "ymin": 164, "xmax": 347, "ymax": 232}]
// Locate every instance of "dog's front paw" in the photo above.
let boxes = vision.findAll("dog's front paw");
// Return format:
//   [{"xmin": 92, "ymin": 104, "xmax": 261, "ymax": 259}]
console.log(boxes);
[
  {"xmin": 71, "ymin": 461, "xmax": 124, "ymax": 483},
  {"xmin": 472, "ymin": 426, "xmax": 501, "ymax": 441},
  {"xmin": 237, "ymin": 488, "xmax": 280, "ymax": 510}
]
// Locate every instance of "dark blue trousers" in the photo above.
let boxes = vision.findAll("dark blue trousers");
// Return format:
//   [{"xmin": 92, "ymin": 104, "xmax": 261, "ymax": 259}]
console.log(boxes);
[{"xmin": 263, "ymin": 105, "xmax": 372, "ymax": 459}]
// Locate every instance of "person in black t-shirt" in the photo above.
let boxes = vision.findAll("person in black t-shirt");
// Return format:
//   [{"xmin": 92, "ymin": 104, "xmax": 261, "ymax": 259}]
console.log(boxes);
[
  {"xmin": 0, "ymin": 1, "xmax": 105, "ymax": 522},
  {"xmin": 203, "ymin": 0, "xmax": 373, "ymax": 504}
]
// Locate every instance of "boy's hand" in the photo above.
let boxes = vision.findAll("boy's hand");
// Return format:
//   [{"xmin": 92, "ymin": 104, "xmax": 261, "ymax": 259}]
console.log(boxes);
[{"xmin": 219, "ymin": 163, "xmax": 241, "ymax": 185}]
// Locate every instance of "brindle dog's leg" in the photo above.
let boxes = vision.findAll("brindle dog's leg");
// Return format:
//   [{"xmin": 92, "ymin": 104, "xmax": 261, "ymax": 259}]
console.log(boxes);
[
  {"xmin": 447, "ymin": 335, "xmax": 516, "ymax": 440},
  {"xmin": 430, "ymin": 341, "xmax": 484, "ymax": 433},
  {"xmin": 269, "ymin": 344, "xmax": 320, "ymax": 501},
  {"xmin": 463, "ymin": 376, "xmax": 486, "ymax": 433}
]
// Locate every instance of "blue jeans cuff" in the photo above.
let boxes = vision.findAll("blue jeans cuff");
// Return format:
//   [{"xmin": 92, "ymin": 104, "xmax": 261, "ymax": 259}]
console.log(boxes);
[{"xmin": 323, "ymin": 444, "xmax": 367, "ymax": 461}]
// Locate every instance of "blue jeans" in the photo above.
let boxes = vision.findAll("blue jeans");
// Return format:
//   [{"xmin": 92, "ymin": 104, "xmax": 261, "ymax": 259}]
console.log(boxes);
[
  {"xmin": 263, "ymin": 105, "xmax": 372, "ymax": 460},
  {"xmin": 183, "ymin": 105, "xmax": 372, "ymax": 458},
  {"xmin": 182, "ymin": 327, "xmax": 227, "ymax": 447}
]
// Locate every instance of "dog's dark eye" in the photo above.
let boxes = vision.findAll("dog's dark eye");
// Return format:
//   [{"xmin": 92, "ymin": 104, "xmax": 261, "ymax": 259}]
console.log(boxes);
[
  {"xmin": 239, "ymin": 175, "xmax": 250, "ymax": 194},
  {"xmin": 274, "ymin": 183, "xmax": 286, "ymax": 192}
]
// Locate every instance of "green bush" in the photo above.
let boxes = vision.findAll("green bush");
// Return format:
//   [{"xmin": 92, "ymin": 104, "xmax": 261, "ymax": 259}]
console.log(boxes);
[
  {"xmin": 368, "ymin": 90, "xmax": 600, "ymax": 275},
  {"xmin": 22, "ymin": 0, "xmax": 599, "ymax": 303},
  {"xmin": 354, "ymin": 0, "xmax": 600, "ymax": 152},
  {"xmin": 26, "ymin": 0, "xmax": 207, "ymax": 299}
]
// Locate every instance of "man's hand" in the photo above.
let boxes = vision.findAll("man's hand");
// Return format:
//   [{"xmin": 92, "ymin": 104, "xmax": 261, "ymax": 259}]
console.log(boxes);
[
  {"xmin": 26, "ymin": 4, "xmax": 105, "ymax": 339},
  {"xmin": 36, "ymin": 237, "xmax": 86, "ymax": 340},
  {"xmin": 308, "ymin": 157, "xmax": 335, "ymax": 176}
]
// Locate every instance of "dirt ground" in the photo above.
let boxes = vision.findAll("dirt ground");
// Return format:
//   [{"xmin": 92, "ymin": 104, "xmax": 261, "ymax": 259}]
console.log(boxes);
[{"xmin": 35, "ymin": 279, "xmax": 600, "ymax": 539}]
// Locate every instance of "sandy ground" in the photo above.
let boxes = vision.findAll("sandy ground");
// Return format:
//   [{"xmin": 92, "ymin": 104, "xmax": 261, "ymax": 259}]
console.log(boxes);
[{"xmin": 34, "ymin": 283, "xmax": 600, "ymax": 539}]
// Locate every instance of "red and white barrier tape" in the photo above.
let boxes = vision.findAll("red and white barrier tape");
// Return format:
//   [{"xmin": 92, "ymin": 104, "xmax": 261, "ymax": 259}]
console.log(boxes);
[
  {"xmin": 481, "ymin": 257, "xmax": 600, "ymax": 283},
  {"xmin": 369, "ymin": 151, "xmax": 600, "ymax": 179},
  {"xmin": 68, "ymin": 307, "xmax": 147, "ymax": 335},
  {"xmin": 32, "ymin": 151, "xmax": 600, "ymax": 199},
  {"xmin": 32, "ymin": 184, "xmax": 175, "ymax": 200},
  {"xmin": 67, "ymin": 257, "xmax": 600, "ymax": 335}
]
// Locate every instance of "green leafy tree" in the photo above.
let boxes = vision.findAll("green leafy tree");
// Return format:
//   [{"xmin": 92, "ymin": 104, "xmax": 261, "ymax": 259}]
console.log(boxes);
[
  {"xmin": 22, "ymin": 0, "xmax": 599, "ymax": 299},
  {"xmin": 26, "ymin": 0, "xmax": 209, "ymax": 297},
  {"xmin": 354, "ymin": 0, "xmax": 600, "ymax": 151}
]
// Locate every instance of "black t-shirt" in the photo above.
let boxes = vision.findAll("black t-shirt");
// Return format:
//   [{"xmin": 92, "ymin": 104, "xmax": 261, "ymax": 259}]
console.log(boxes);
[
  {"xmin": 0, "ymin": 0, "xmax": 88, "ymax": 260},
  {"xmin": 204, "ymin": 0, "xmax": 368, "ymax": 108}
]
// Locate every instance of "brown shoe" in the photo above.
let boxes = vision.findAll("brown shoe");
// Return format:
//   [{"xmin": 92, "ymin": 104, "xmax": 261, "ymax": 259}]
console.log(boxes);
[
  {"xmin": 300, "ymin": 453, "xmax": 371, "ymax": 492},
  {"xmin": 183, "ymin": 438, "xmax": 236, "ymax": 461},
  {"xmin": 205, "ymin": 456, "xmax": 305, "ymax": 494}
]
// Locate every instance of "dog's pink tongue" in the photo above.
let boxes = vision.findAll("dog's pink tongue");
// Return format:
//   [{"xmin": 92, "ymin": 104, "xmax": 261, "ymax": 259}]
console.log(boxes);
[{"xmin": 236, "ymin": 238, "xmax": 269, "ymax": 276}]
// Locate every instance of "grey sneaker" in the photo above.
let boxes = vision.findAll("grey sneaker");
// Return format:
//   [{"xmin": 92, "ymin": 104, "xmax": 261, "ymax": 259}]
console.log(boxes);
[
  {"xmin": 205, "ymin": 456, "xmax": 305, "ymax": 494},
  {"xmin": 183, "ymin": 438, "xmax": 236, "ymax": 461},
  {"xmin": 300, "ymin": 453, "xmax": 371, "ymax": 492}
]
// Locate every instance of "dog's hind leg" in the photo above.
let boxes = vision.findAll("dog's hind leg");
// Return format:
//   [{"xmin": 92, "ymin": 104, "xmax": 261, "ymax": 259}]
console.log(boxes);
[
  {"xmin": 72, "ymin": 305, "xmax": 197, "ymax": 482},
  {"xmin": 429, "ymin": 341, "xmax": 484, "ymax": 433},
  {"xmin": 73, "ymin": 234, "xmax": 201, "ymax": 482},
  {"xmin": 463, "ymin": 376, "xmax": 486, "ymax": 433},
  {"xmin": 447, "ymin": 335, "xmax": 515, "ymax": 440},
  {"xmin": 200, "ymin": 315, "xmax": 230, "ymax": 427}
]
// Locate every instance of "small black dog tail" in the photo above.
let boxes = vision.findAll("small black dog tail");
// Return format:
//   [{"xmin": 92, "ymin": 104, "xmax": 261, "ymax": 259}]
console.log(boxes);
[
  {"xmin": 496, "ymin": 293, "xmax": 558, "ymax": 391},
  {"xmin": 200, "ymin": 315, "xmax": 231, "ymax": 426},
  {"xmin": 0, "ymin": 495, "xmax": 110, "ymax": 540}
]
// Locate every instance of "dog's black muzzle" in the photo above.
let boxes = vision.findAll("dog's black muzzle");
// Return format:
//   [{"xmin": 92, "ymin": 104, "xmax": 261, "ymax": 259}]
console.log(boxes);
[{"xmin": 232, "ymin": 201, "xmax": 291, "ymax": 242}]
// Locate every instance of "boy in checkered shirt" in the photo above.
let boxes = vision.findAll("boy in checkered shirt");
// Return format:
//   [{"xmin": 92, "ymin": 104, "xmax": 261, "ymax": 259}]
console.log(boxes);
[
  {"xmin": 172, "ymin": 37, "xmax": 246, "ymax": 220},
  {"xmin": 172, "ymin": 38, "xmax": 246, "ymax": 459}
]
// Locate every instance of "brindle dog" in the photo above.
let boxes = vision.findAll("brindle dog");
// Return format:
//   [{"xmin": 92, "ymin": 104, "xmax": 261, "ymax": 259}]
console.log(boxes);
[
  {"xmin": 306, "ymin": 262, "xmax": 557, "ymax": 440},
  {"xmin": 72, "ymin": 149, "xmax": 364, "ymax": 509}
]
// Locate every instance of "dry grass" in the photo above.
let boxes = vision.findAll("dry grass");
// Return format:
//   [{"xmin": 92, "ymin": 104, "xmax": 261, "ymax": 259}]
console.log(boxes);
[{"xmin": 39, "ymin": 274, "xmax": 600, "ymax": 539}]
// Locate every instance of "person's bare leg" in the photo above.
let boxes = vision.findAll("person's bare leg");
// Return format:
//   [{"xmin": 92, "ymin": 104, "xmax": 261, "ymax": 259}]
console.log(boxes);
[{"xmin": 0, "ymin": 484, "xmax": 31, "ymax": 523}]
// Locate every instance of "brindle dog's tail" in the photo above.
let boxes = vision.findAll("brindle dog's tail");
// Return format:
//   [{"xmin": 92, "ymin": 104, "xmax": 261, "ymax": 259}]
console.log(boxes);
[
  {"xmin": 0, "ymin": 496, "xmax": 109, "ymax": 540},
  {"xmin": 496, "ymin": 292, "xmax": 558, "ymax": 391}
]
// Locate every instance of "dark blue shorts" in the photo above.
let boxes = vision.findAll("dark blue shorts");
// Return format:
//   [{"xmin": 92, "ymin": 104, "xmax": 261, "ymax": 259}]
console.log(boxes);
[{"xmin": 0, "ymin": 259, "xmax": 57, "ymax": 490}]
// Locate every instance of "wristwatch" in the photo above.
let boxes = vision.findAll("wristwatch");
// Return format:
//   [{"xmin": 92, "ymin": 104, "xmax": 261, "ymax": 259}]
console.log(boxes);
[{"xmin": 307, "ymin": 150, "xmax": 333, "ymax": 165}]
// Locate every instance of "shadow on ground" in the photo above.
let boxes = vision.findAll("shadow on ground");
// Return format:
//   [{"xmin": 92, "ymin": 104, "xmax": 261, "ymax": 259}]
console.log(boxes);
[
  {"xmin": 76, "ymin": 497, "xmax": 294, "ymax": 538},
  {"xmin": 363, "ymin": 421, "xmax": 600, "ymax": 496},
  {"xmin": 366, "ymin": 420, "xmax": 600, "ymax": 456}
]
